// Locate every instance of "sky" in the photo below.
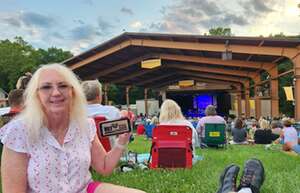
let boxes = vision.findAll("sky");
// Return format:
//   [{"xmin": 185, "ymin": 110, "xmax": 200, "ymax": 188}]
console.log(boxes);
[{"xmin": 0, "ymin": 0, "xmax": 299, "ymax": 55}]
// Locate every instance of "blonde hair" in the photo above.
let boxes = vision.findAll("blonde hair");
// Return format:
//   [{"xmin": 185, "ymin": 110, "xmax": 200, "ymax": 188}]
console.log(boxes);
[
  {"xmin": 159, "ymin": 99, "xmax": 184, "ymax": 122},
  {"xmin": 151, "ymin": 116, "xmax": 159, "ymax": 125},
  {"xmin": 282, "ymin": 117, "xmax": 292, "ymax": 127},
  {"xmin": 259, "ymin": 119, "xmax": 270, "ymax": 130},
  {"xmin": 20, "ymin": 63, "xmax": 88, "ymax": 142}
]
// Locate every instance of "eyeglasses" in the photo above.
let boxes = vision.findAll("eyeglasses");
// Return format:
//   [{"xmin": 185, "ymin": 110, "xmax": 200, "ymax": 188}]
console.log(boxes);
[{"xmin": 38, "ymin": 83, "xmax": 72, "ymax": 94}]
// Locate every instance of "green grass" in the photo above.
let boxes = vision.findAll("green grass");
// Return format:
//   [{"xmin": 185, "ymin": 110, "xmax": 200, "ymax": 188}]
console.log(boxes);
[{"xmin": 93, "ymin": 136, "xmax": 300, "ymax": 193}]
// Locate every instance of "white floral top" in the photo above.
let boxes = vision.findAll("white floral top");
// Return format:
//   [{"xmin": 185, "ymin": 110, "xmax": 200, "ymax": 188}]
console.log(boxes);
[{"xmin": 0, "ymin": 118, "xmax": 97, "ymax": 193}]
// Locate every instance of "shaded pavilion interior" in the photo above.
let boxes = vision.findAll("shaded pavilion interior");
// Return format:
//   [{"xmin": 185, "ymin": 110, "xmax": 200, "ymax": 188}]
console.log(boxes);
[{"xmin": 64, "ymin": 32, "xmax": 300, "ymax": 120}]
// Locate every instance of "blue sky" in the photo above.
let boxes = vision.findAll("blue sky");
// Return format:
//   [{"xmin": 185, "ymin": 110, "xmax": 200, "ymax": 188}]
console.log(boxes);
[{"xmin": 0, "ymin": 0, "xmax": 299, "ymax": 55}]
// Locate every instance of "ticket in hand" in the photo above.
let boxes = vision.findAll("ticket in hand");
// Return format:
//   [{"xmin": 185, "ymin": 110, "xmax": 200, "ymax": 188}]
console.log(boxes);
[{"xmin": 98, "ymin": 117, "xmax": 131, "ymax": 137}]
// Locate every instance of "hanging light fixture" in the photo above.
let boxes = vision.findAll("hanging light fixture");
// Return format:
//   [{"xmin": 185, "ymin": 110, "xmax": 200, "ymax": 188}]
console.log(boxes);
[
  {"xmin": 141, "ymin": 59, "xmax": 161, "ymax": 69},
  {"xmin": 178, "ymin": 80, "xmax": 194, "ymax": 87}
]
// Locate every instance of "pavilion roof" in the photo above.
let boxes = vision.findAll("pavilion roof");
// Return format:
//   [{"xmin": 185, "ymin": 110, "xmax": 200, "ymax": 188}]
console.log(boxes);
[{"xmin": 63, "ymin": 32, "xmax": 300, "ymax": 90}]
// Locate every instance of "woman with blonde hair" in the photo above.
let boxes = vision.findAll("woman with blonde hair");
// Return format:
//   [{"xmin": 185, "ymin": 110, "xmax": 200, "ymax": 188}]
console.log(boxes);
[
  {"xmin": 0, "ymin": 63, "xmax": 145, "ymax": 193},
  {"xmin": 254, "ymin": 119, "xmax": 277, "ymax": 144},
  {"xmin": 159, "ymin": 99, "xmax": 199, "ymax": 156}
]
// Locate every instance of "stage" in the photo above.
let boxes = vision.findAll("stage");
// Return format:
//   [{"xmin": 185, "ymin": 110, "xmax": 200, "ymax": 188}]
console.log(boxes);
[{"xmin": 166, "ymin": 91, "xmax": 231, "ymax": 118}]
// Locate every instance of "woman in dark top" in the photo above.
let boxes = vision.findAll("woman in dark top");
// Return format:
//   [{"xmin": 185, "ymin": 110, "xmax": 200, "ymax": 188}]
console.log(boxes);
[
  {"xmin": 231, "ymin": 118, "xmax": 248, "ymax": 144},
  {"xmin": 254, "ymin": 119, "xmax": 278, "ymax": 144}
]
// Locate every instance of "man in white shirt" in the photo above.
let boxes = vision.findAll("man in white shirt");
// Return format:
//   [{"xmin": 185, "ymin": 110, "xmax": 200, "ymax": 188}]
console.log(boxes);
[
  {"xmin": 81, "ymin": 80, "xmax": 121, "ymax": 148},
  {"xmin": 81, "ymin": 80, "xmax": 120, "ymax": 120}
]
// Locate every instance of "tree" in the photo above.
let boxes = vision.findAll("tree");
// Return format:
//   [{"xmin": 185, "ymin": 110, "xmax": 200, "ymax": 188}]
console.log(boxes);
[
  {"xmin": 0, "ymin": 37, "xmax": 73, "ymax": 92},
  {"xmin": 35, "ymin": 47, "xmax": 73, "ymax": 65},
  {"xmin": 0, "ymin": 37, "xmax": 37, "ymax": 91},
  {"xmin": 208, "ymin": 27, "xmax": 232, "ymax": 36}
]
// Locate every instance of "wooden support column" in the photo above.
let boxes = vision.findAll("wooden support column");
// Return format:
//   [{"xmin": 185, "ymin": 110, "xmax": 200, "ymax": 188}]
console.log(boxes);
[
  {"xmin": 269, "ymin": 67, "xmax": 279, "ymax": 118},
  {"xmin": 294, "ymin": 55, "xmax": 300, "ymax": 121},
  {"xmin": 103, "ymin": 83, "xmax": 108, "ymax": 105},
  {"xmin": 126, "ymin": 86, "xmax": 130, "ymax": 109},
  {"xmin": 236, "ymin": 91, "xmax": 242, "ymax": 118},
  {"xmin": 254, "ymin": 78, "xmax": 261, "ymax": 119},
  {"xmin": 144, "ymin": 88, "xmax": 148, "ymax": 116},
  {"xmin": 244, "ymin": 81, "xmax": 250, "ymax": 118}
]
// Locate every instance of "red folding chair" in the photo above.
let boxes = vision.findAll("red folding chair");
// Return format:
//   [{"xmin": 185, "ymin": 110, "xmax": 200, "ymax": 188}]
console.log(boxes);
[
  {"xmin": 149, "ymin": 125, "xmax": 193, "ymax": 169},
  {"xmin": 136, "ymin": 124, "xmax": 145, "ymax": 135},
  {"xmin": 93, "ymin": 116, "xmax": 112, "ymax": 152}
]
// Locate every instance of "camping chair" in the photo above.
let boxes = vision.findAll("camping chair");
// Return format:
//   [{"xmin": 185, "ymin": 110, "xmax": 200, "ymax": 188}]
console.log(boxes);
[
  {"xmin": 145, "ymin": 124, "xmax": 155, "ymax": 139},
  {"xmin": 94, "ymin": 116, "xmax": 112, "ymax": 152},
  {"xmin": 203, "ymin": 123, "xmax": 227, "ymax": 148},
  {"xmin": 149, "ymin": 125, "xmax": 193, "ymax": 169}
]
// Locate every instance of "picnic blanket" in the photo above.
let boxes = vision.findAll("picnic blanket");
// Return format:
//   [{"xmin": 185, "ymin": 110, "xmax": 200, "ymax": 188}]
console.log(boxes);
[{"xmin": 121, "ymin": 153, "xmax": 204, "ymax": 165}]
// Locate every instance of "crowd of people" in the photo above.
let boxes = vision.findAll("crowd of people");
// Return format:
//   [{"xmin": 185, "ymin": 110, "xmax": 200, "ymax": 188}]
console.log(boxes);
[{"xmin": 0, "ymin": 62, "xmax": 299, "ymax": 193}]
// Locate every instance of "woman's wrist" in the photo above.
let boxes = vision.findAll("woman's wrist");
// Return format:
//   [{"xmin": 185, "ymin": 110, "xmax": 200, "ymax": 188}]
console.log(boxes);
[{"xmin": 115, "ymin": 140, "xmax": 127, "ymax": 150}]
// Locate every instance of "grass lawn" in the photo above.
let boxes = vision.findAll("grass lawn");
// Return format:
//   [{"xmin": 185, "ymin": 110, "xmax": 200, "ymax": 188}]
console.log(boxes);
[{"xmin": 93, "ymin": 135, "xmax": 300, "ymax": 193}]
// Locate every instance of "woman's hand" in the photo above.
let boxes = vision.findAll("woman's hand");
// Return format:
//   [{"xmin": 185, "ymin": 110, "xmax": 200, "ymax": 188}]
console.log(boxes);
[{"xmin": 117, "ymin": 132, "xmax": 131, "ymax": 145}]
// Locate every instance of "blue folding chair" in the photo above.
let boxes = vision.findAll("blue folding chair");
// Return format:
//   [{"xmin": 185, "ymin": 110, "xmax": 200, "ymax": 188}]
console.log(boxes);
[{"xmin": 145, "ymin": 124, "xmax": 155, "ymax": 139}]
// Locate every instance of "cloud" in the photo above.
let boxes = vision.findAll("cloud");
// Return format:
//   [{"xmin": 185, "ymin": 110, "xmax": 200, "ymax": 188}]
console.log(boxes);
[
  {"xmin": 70, "ymin": 40, "xmax": 91, "ymax": 55},
  {"xmin": 97, "ymin": 17, "xmax": 114, "ymax": 34},
  {"xmin": 120, "ymin": 7, "xmax": 134, "ymax": 15},
  {"xmin": 2, "ymin": 16, "xmax": 21, "ymax": 27},
  {"xmin": 130, "ymin": 21, "xmax": 142, "ymax": 28},
  {"xmin": 52, "ymin": 32, "xmax": 65, "ymax": 39},
  {"xmin": 149, "ymin": 0, "xmax": 277, "ymax": 33},
  {"xmin": 21, "ymin": 12, "xmax": 55, "ymax": 28},
  {"xmin": 0, "ymin": 11, "xmax": 56, "ymax": 29},
  {"xmin": 73, "ymin": 19, "xmax": 85, "ymax": 25},
  {"xmin": 240, "ymin": 0, "xmax": 275, "ymax": 17},
  {"xmin": 70, "ymin": 24, "xmax": 99, "ymax": 40},
  {"xmin": 82, "ymin": 0, "xmax": 94, "ymax": 6}
]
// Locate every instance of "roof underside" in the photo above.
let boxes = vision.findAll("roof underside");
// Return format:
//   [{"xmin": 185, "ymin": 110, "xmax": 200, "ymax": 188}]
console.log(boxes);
[{"xmin": 64, "ymin": 32, "xmax": 300, "ymax": 90}]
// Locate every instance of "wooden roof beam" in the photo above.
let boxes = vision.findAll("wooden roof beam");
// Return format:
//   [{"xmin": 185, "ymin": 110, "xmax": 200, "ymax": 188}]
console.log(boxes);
[
  {"xmin": 152, "ymin": 77, "xmax": 185, "ymax": 89},
  {"xmin": 136, "ymin": 72, "xmax": 176, "ymax": 86},
  {"xmin": 179, "ymin": 70, "xmax": 247, "ymax": 84},
  {"xmin": 70, "ymin": 40, "xmax": 132, "ymax": 70},
  {"xmin": 160, "ymin": 53, "xmax": 275, "ymax": 71},
  {"xmin": 110, "ymin": 68, "xmax": 158, "ymax": 84},
  {"xmin": 130, "ymin": 39, "xmax": 298, "ymax": 59},
  {"xmin": 166, "ymin": 63, "xmax": 259, "ymax": 79}
]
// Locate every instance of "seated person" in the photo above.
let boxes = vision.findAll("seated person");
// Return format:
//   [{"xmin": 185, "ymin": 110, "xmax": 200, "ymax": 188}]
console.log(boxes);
[
  {"xmin": 196, "ymin": 105, "xmax": 226, "ymax": 143},
  {"xmin": 0, "ymin": 89, "xmax": 24, "ymax": 127},
  {"xmin": 276, "ymin": 118, "xmax": 300, "ymax": 154},
  {"xmin": 0, "ymin": 64, "xmax": 145, "ymax": 193},
  {"xmin": 254, "ymin": 119, "xmax": 277, "ymax": 144},
  {"xmin": 217, "ymin": 158, "xmax": 265, "ymax": 193},
  {"xmin": 270, "ymin": 120, "xmax": 281, "ymax": 137},
  {"xmin": 158, "ymin": 99, "xmax": 199, "ymax": 156},
  {"xmin": 82, "ymin": 80, "xmax": 121, "ymax": 148},
  {"xmin": 230, "ymin": 118, "xmax": 248, "ymax": 144},
  {"xmin": 248, "ymin": 119, "xmax": 258, "ymax": 140},
  {"xmin": 81, "ymin": 80, "xmax": 120, "ymax": 120}
]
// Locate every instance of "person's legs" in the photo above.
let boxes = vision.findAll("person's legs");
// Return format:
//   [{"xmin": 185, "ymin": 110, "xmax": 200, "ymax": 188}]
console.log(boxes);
[
  {"xmin": 216, "ymin": 164, "xmax": 240, "ymax": 193},
  {"xmin": 94, "ymin": 182, "xmax": 146, "ymax": 193},
  {"xmin": 237, "ymin": 188, "xmax": 252, "ymax": 193},
  {"xmin": 238, "ymin": 158, "xmax": 264, "ymax": 193},
  {"xmin": 292, "ymin": 144, "xmax": 300, "ymax": 154}
]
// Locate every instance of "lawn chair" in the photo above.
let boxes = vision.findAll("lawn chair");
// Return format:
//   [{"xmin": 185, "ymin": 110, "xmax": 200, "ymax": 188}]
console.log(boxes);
[
  {"xmin": 145, "ymin": 124, "xmax": 155, "ymax": 139},
  {"xmin": 149, "ymin": 125, "xmax": 193, "ymax": 169},
  {"xmin": 136, "ymin": 124, "xmax": 145, "ymax": 135},
  {"xmin": 94, "ymin": 116, "xmax": 112, "ymax": 152},
  {"xmin": 203, "ymin": 123, "xmax": 227, "ymax": 148}
]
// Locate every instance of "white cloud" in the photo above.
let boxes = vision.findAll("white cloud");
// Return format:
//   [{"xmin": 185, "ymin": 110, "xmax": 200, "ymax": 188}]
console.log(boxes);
[
  {"xmin": 130, "ymin": 21, "xmax": 142, "ymax": 28},
  {"xmin": 70, "ymin": 40, "xmax": 92, "ymax": 55}
]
